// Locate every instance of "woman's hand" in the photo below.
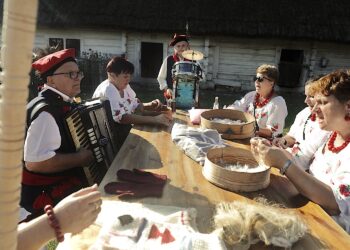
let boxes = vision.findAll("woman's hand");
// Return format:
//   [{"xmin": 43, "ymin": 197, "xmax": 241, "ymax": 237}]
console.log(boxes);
[
  {"xmin": 272, "ymin": 137, "xmax": 288, "ymax": 149},
  {"xmin": 250, "ymin": 137, "xmax": 291, "ymax": 169},
  {"xmin": 164, "ymin": 89, "xmax": 173, "ymax": 99},
  {"xmin": 150, "ymin": 99, "xmax": 162, "ymax": 111},
  {"xmin": 54, "ymin": 184, "xmax": 102, "ymax": 235}
]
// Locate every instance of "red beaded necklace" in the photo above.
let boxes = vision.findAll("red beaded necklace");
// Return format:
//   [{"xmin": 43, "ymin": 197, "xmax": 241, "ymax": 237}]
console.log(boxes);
[
  {"xmin": 310, "ymin": 113, "xmax": 316, "ymax": 122},
  {"xmin": 327, "ymin": 131, "xmax": 350, "ymax": 153},
  {"xmin": 254, "ymin": 90, "xmax": 274, "ymax": 108}
]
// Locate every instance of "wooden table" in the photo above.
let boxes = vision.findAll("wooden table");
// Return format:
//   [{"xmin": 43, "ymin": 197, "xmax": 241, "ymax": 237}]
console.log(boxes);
[{"xmin": 68, "ymin": 110, "xmax": 350, "ymax": 249}]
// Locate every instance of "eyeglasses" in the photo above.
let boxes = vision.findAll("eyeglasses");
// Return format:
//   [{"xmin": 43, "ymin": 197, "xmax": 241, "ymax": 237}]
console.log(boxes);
[
  {"xmin": 253, "ymin": 76, "xmax": 272, "ymax": 82},
  {"xmin": 51, "ymin": 71, "xmax": 84, "ymax": 80}
]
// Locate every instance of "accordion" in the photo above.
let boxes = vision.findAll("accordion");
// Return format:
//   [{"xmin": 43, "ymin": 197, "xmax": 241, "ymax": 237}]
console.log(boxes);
[{"xmin": 65, "ymin": 98, "xmax": 117, "ymax": 185}]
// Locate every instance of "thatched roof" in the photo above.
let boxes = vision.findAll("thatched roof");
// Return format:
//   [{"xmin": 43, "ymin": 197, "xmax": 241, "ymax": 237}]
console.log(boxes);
[{"xmin": 2, "ymin": 0, "xmax": 350, "ymax": 42}]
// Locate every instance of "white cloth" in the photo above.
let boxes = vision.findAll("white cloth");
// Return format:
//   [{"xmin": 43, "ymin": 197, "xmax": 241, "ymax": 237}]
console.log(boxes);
[
  {"xmin": 309, "ymin": 142, "xmax": 350, "ymax": 233},
  {"xmin": 228, "ymin": 91, "xmax": 288, "ymax": 137},
  {"xmin": 84, "ymin": 200, "xmax": 226, "ymax": 250},
  {"xmin": 287, "ymin": 107, "xmax": 330, "ymax": 170},
  {"xmin": 24, "ymin": 86, "xmax": 71, "ymax": 162},
  {"xmin": 171, "ymin": 123, "xmax": 225, "ymax": 165},
  {"xmin": 92, "ymin": 79, "xmax": 139, "ymax": 123}
]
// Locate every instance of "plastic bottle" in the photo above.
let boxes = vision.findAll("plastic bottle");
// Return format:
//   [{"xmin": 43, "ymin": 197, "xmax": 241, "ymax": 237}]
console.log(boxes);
[{"xmin": 213, "ymin": 96, "xmax": 219, "ymax": 109}]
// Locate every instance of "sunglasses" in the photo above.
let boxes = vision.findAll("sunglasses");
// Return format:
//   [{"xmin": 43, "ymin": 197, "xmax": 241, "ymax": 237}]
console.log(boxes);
[
  {"xmin": 253, "ymin": 76, "xmax": 272, "ymax": 82},
  {"xmin": 51, "ymin": 71, "xmax": 84, "ymax": 80}
]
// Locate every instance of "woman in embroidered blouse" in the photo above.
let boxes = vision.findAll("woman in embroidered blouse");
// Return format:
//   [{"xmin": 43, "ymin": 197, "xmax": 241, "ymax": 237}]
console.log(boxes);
[
  {"xmin": 272, "ymin": 77, "xmax": 329, "ymax": 152},
  {"xmin": 93, "ymin": 57, "xmax": 172, "ymax": 126},
  {"xmin": 251, "ymin": 69, "xmax": 350, "ymax": 232},
  {"xmin": 93, "ymin": 57, "xmax": 172, "ymax": 149},
  {"xmin": 227, "ymin": 64, "xmax": 288, "ymax": 139}
]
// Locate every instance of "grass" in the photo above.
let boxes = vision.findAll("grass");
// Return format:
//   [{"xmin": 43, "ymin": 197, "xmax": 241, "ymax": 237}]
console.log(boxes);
[{"xmin": 130, "ymin": 83, "xmax": 306, "ymax": 134}]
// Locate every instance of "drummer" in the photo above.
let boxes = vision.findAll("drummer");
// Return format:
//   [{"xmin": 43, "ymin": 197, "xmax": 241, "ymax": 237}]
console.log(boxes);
[{"xmin": 157, "ymin": 34, "xmax": 199, "ymax": 101}]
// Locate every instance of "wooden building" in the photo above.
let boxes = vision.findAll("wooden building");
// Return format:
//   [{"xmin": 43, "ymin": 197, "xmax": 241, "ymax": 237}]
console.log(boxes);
[{"xmin": 2, "ymin": 0, "xmax": 350, "ymax": 91}]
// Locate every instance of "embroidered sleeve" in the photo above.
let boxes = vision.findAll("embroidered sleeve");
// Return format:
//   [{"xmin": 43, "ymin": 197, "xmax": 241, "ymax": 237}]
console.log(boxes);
[
  {"xmin": 102, "ymin": 87, "xmax": 123, "ymax": 123},
  {"xmin": 330, "ymin": 153, "xmax": 350, "ymax": 232},
  {"xmin": 290, "ymin": 133, "xmax": 330, "ymax": 170},
  {"xmin": 265, "ymin": 97, "xmax": 288, "ymax": 136},
  {"xmin": 125, "ymin": 85, "xmax": 140, "ymax": 112},
  {"xmin": 228, "ymin": 91, "xmax": 255, "ymax": 112}
]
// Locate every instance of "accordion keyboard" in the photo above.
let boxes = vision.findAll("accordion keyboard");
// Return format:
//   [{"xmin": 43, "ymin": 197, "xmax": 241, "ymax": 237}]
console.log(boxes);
[{"xmin": 66, "ymin": 99, "xmax": 117, "ymax": 185}]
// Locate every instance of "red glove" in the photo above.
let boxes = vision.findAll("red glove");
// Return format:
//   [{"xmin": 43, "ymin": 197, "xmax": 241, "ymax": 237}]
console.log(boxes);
[
  {"xmin": 117, "ymin": 169, "xmax": 167, "ymax": 186},
  {"xmin": 104, "ymin": 182, "xmax": 165, "ymax": 199}
]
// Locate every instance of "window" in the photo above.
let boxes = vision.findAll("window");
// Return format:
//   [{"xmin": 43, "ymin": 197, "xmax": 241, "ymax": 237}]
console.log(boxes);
[
  {"xmin": 66, "ymin": 39, "xmax": 81, "ymax": 57},
  {"xmin": 48, "ymin": 38, "xmax": 81, "ymax": 57},
  {"xmin": 49, "ymin": 38, "xmax": 64, "ymax": 50}
]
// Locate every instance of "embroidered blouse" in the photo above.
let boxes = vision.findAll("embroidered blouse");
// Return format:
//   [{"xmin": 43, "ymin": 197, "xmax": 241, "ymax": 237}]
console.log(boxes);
[
  {"xmin": 309, "ymin": 142, "xmax": 350, "ymax": 233},
  {"xmin": 287, "ymin": 107, "xmax": 330, "ymax": 170},
  {"xmin": 228, "ymin": 91, "xmax": 288, "ymax": 137},
  {"xmin": 92, "ymin": 79, "xmax": 139, "ymax": 123}
]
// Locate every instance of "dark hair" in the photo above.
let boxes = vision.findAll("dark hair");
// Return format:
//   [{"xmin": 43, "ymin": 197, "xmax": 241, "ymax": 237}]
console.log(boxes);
[
  {"xmin": 106, "ymin": 57, "xmax": 134, "ymax": 75},
  {"xmin": 309, "ymin": 69, "xmax": 350, "ymax": 103}
]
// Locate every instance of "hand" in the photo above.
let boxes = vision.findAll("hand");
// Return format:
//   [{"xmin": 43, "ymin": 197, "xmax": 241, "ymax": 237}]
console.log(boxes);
[
  {"xmin": 54, "ymin": 184, "xmax": 102, "ymax": 235},
  {"xmin": 250, "ymin": 137, "xmax": 290, "ymax": 169},
  {"xmin": 155, "ymin": 114, "xmax": 172, "ymax": 126},
  {"xmin": 77, "ymin": 148, "xmax": 94, "ymax": 166},
  {"xmin": 150, "ymin": 99, "xmax": 162, "ymax": 111},
  {"xmin": 164, "ymin": 89, "xmax": 173, "ymax": 99},
  {"xmin": 272, "ymin": 137, "xmax": 288, "ymax": 149}
]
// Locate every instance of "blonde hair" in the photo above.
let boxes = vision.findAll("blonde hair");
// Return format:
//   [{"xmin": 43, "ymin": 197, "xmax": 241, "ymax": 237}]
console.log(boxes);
[{"xmin": 309, "ymin": 69, "xmax": 350, "ymax": 103}]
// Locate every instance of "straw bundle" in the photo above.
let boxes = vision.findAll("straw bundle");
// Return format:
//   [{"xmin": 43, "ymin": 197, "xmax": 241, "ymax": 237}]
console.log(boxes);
[
  {"xmin": 202, "ymin": 147, "xmax": 270, "ymax": 192},
  {"xmin": 214, "ymin": 198, "xmax": 308, "ymax": 249}
]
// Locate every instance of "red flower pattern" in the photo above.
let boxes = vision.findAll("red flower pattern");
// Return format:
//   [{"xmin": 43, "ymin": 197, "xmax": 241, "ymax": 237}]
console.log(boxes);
[
  {"xmin": 291, "ymin": 145, "xmax": 300, "ymax": 155},
  {"xmin": 339, "ymin": 184, "xmax": 350, "ymax": 197},
  {"xmin": 271, "ymin": 123, "xmax": 279, "ymax": 132}
]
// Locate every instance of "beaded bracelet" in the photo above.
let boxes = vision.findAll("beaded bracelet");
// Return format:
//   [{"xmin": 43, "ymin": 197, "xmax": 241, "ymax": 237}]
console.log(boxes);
[{"xmin": 44, "ymin": 204, "xmax": 64, "ymax": 242}]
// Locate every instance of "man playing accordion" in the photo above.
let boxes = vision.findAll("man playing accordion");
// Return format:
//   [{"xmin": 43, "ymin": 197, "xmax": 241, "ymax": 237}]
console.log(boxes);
[{"xmin": 21, "ymin": 49, "xmax": 94, "ymax": 215}]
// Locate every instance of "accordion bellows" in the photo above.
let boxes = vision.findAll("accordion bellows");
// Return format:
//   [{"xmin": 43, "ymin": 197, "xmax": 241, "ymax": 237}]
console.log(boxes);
[
  {"xmin": 203, "ymin": 147, "xmax": 270, "ymax": 192},
  {"xmin": 200, "ymin": 109, "xmax": 255, "ymax": 139}
]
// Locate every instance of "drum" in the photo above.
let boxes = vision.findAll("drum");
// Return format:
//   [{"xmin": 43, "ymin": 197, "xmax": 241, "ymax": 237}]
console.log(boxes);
[
  {"xmin": 173, "ymin": 77, "xmax": 199, "ymax": 109},
  {"xmin": 172, "ymin": 61, "xmax": 202, "ymax": 80}
]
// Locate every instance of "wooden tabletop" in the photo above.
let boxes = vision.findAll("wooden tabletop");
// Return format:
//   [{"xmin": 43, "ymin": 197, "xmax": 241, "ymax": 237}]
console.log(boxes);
[{"xmin": 68, "ymin": 110, "xmax": 350, "ymax": 249}]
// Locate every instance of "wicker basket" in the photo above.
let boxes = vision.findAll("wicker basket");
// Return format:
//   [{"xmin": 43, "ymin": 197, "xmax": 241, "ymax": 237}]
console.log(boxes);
[
  {"xmin": 200, "ymin": 109, "xmax": 255, "ymax": 139},
  {"xmin": 203, "ymin": 147, "xmax": 270, "ymax": 192}
]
